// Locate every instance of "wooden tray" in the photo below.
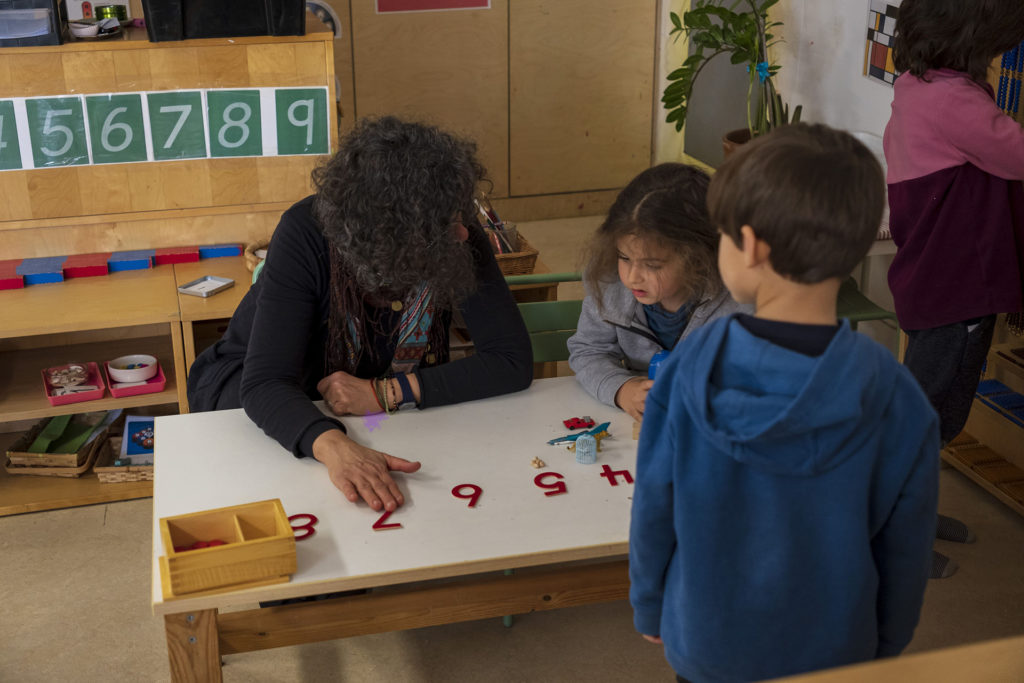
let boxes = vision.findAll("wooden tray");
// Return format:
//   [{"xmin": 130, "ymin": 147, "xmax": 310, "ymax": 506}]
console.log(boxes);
[
  {"xmin": 159, "ymin": 499, "xmax": 296, "ymax": 599},
  {"xmin": 4, "ymin": 435, "xmax": 107, "ymax": 478}
]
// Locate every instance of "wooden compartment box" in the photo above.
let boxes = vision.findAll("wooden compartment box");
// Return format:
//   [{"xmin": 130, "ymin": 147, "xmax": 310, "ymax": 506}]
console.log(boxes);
[{"xmin": 158, "ymin": 499, "xmax": 296, "ymax": 599}]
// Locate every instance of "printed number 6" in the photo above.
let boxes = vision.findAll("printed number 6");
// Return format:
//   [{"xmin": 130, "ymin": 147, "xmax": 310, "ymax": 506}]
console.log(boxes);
[{"xmin": 100, "ymin": 107, "xmax": 133, "ymax": 153}]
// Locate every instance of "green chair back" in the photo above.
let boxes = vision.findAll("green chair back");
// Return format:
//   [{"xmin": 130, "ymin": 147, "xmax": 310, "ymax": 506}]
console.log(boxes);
[
  {"xmin": 506, "ymin": 272, "xmax": 583, "ymax": 364},
  {"xmin": 837, "ymin": 277, "xmax": 897, "ymax": 330}
]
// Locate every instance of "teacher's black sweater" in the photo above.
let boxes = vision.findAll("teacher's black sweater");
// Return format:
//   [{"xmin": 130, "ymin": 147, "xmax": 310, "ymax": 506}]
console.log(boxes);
[{"xmin": 187, "ymin": 196, "xmax": 533, "ymax": 458}]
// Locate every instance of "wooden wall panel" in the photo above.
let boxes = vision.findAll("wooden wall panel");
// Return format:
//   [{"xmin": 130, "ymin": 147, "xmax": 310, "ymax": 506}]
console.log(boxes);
[
  {"xmin": 350, "ymin": 1, "xmax": 509, "ymax": 197},
  {"xmin": 510, "ymin": 0, "xmax": 655, "ymax": 196}
]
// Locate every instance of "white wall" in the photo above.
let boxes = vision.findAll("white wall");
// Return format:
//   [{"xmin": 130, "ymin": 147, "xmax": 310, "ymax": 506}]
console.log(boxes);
[
  {"xmin": 653, "ymin": 0, "xmax": 901, "ymax": 349},
  {"xmin": 771, "ymin": 1, "xmax": 894, "ymax": 138}
]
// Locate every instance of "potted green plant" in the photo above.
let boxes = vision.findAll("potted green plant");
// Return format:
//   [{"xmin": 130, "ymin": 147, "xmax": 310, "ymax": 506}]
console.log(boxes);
[{"xmin": 662, "ymin": 0, "xmax": 801, "ymax": 154}]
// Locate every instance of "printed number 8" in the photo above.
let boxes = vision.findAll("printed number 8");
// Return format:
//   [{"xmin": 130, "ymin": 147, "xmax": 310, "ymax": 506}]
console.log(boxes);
[{"xmin": 218, "ymin": 102, "xmax": 251, "ymax": 149}]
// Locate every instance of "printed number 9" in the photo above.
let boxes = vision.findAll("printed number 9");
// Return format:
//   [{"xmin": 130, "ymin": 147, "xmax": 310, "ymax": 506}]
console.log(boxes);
[
  {"xmin": 218, "ymin": 102, "xmax": 251, "ymax": 149},
  {"xmin": 287, "ymin": 99, "xmax": 315, "ymax": 147}
]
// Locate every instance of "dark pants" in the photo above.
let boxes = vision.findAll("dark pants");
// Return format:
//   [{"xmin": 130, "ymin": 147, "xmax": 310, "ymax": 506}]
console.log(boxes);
[{"xmin": 902, "ymin": 315, "xmax": 997, "ymax": 444}]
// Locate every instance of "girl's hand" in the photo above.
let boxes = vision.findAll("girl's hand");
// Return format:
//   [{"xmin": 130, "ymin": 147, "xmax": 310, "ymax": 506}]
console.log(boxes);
[
  {"xmin": 615, "ymin": 378, "xmax": 653, "ymax": 422},
  {"xmin": 642, "ymin": 634, "xmax": 663, "ymax": 645},
  {"xmin": 317, "ymin": 371, "xmax": 383, "ymax": 415},
  {"xmin": 312, "ymin": 429, "xmax": 421, "ymax": 510}
]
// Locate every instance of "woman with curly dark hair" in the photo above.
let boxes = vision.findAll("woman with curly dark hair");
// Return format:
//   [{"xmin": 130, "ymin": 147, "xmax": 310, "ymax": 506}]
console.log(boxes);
[{"xmin": 187, "ymin": 116, "xmax": 533, "ymax": 511}]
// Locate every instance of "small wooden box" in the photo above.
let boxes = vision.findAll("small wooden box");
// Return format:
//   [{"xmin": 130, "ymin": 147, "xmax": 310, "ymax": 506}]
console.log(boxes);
[{"xmin": 159, "ymin": 499, "xmax": 296, "ymax": 599}]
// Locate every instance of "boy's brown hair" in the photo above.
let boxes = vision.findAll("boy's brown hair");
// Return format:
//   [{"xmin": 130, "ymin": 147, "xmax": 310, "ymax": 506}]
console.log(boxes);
[{"xmin": 707, "ymin": 123, "xmax": 885, "ymax": 284}]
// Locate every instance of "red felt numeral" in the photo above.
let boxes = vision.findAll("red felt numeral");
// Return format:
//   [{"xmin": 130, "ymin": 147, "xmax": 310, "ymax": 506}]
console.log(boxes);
[
  {"xmin": 534, "ymin": 472, "xmax": 568, "ymax": 496},
  {"xmin": 372, "ymin": 509, "xmax": 402, "ymax": 530},
  {"xmin": 599, "ymin": 464, "xmax": 634, "ymax": 486},
  {"xmin": 452, "ymin": 484, "xmax": 482, "ymax": 508}
]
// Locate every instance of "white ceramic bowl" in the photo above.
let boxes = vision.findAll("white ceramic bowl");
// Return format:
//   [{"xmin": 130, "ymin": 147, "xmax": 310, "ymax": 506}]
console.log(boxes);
[
  {"xmin": 108, "ymin": 354, "xmax": 158, "ymax": 383},
  {"xmin": 69, "ymin": 22, "xmax": 100, "ymax": 38}
]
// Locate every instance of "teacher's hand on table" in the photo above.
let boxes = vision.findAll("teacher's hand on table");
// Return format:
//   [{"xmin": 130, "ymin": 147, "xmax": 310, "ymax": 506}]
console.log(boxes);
[
  {"xmin": 312, "ymin": 429, "xmax": 421, "ymax": 511},
  {"xmin": 317, "ymin": 370, "xmax": 381, "ymax": 415}
]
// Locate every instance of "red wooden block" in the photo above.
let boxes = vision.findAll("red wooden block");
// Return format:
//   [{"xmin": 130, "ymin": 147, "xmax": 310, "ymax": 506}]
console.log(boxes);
[
  {"xmin": 153, "ymin": 246, "xmax": 200, "ymax": 265},
  {"xmin": 63, "ymin": 252, "xmax": 111, "ymax": 278},
  {"xmin": 0, "ymin": 259, "xmax": 24, "ymax": 290}
]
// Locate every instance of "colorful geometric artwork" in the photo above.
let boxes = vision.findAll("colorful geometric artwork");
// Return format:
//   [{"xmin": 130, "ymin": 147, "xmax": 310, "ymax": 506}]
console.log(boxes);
[{"xmin": 864, "ymin": 0, "xmax": 901, "ymax": 86}]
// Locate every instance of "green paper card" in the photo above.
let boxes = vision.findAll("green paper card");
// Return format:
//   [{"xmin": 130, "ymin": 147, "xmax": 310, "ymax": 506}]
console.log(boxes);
[
  {"xmin": 86, "ymin": 94, "xmax": 147, "ymax": 165},
  {"xmin": 148, "ymin": 91, "xmax": 207, "ymax": 161},
  {"xmin": 25, "ymin": 96, "xmax": 90, "ymax": 168},
  {"xmin": 0, "ymin": 101, "xmax": 22, "ymax": 171},
  {"xmin": 275, "ymin": 88, "xmax": 328, "ymax": 155},
  {"xmin": 207, "ymin": 90, "xmax": 262, "ymax": 158}
]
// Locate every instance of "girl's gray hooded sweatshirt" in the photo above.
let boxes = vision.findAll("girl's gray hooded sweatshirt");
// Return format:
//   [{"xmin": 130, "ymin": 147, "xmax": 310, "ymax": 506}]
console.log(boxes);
[{"xmin": 567, "ymin": 279, "xmax": 748, "ymax": 407}]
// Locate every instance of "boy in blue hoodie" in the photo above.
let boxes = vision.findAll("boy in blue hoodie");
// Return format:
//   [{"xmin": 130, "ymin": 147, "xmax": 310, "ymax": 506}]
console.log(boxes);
[{"xmin": 629, "ymin": 123, "xmax": 939, "ymax": 683}]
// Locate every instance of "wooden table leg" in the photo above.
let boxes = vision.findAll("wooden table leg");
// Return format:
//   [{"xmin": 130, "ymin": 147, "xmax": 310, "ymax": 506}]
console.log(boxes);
[{"xmin": 165, "ymin": 609, "xmax": 222, "ymax": 683}]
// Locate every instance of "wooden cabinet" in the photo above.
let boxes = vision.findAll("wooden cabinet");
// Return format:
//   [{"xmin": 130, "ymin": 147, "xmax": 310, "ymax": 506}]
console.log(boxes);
[
  {"xmin": 0, "ymin": 18, "xmax": 337, "ymax": 516},
  {"xmin": 323, "ymin": 0, "xmax": 656, "ymax": 218}
]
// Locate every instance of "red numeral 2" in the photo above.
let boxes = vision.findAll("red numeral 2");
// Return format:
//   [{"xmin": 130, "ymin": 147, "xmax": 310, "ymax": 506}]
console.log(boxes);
[{"xmin": 372, "ymin": 509, "xmax": 402, "ymax": 530}]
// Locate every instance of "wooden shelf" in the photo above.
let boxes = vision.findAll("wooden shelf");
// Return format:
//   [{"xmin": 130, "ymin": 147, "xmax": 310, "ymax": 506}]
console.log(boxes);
[
  {"xmin": 988, "ymin": 343, "xmax": 1024, "ymax": 395},
  {"xmin": 0, "ymin": 335, "xmax": 178, "ymax": 422},
  {"xmin": 942, "ymin": 435, "xmax": 1024, "ymax": 518},
  {"xmin": 0, "ymin": 466, "xmax": 151, "ymax": 517},
  {"xmin": 0, "ymin": 268, "xmax": 180, "ymax": 339}
]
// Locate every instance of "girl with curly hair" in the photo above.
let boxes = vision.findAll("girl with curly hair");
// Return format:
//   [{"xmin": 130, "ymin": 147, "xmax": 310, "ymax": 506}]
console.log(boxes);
[
  {"xmin": 567, "ymin": 163, "xmax": 745, "ymax": 422},
  {"xmin": 187, "ymin": 117, "xmax": 532, "ymax": 510}
]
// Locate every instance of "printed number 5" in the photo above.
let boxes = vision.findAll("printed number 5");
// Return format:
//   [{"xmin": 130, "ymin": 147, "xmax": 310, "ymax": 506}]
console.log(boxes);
[{"xmin": 41, "ymin": 109, "xmax": 74, "ymax": 157}]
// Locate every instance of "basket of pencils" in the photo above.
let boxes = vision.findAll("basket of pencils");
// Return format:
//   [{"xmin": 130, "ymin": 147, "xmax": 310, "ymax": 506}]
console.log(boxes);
[
  {"xmin": 494, "ymin": 232, "xmax": 539, "ymax": 275},
  {"xmin": 475, "ymin": 197, "xmax": 538, "ymax": 275}
]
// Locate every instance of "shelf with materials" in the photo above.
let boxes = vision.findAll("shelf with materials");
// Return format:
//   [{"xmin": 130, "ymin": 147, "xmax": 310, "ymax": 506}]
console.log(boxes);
[
  {"xmin": 941, "ymin": 323, "xmax": 1024, "ymax": 519},
  {"xmin": 0, "ymin": 268, "xmax": 189, "ymax": 517}
]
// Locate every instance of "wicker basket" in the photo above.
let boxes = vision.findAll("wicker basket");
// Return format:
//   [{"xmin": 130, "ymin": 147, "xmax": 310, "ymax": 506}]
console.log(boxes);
[
  {"xmin": 94, "ymin": 436, "xmax": 154, "ymax": 483},
  {"xmin": 495, "ymin": 235, "xmax": 538, "ymax": 276}
]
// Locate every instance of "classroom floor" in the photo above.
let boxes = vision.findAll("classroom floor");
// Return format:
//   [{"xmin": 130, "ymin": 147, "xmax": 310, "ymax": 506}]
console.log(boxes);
[{"xmin": 1, "ymin": 217, "xmax": 1022, "ymax": 682}]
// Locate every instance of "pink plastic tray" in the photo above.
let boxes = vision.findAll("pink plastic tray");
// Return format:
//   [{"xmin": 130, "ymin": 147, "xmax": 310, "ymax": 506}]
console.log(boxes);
[
  {"xmin": 103, "ymin": 361, "xmax": 167, "ymax": 398},
  {"xmin": 42, "ymin": 362, "xmax": 106, "ymax": 406}
]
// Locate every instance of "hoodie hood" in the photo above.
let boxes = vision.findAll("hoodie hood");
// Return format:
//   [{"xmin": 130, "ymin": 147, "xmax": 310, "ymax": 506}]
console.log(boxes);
[{"xmin": 675, "ymin": 316, "xmax": 895, "ymax": 477}]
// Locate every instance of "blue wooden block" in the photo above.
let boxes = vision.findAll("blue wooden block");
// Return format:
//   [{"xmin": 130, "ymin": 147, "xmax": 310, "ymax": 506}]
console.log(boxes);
[
  {"xmin": 108, "ymin": 250, "xmax": 155, "ymax": 272},
  {"xmin": 17, "ymin": 256, "xmax": 66, "ymax": 285},
  {"xmin": 199, "ymin": 243, "xmax": 243, "ymax": 258},
  {"xmin": 990, "ymin": 392, "xmax": 1024, "ymax": 412},
  {"xmin": 977, "ymin": 379, "xmax": 1011, "ymax": 396}
]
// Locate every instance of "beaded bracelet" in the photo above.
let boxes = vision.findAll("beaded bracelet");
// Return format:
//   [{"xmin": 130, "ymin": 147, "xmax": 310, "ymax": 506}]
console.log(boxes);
[
  {"xmin": 373, "ymin": 377, "xmax": 393, "ymax": 414},
  {"xmin": 369, "ymin": 378, "xmax": 385, "ymax": 412}
]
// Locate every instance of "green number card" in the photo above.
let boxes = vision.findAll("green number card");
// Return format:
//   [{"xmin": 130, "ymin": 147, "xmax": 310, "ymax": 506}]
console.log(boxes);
[
  {"xmin": 0, "ymin": 101, "xmax": 22, "ymax": 171},
  {"xmin": 275, "ymin": 88, "xmax": 328, "ymax": 155},
  {"xmin": 207, "ymin": 90, "xmax": 262, "ymax": 158},
  {"xmin": 86, "ymin": 94, "xmax": 147, "ymax": 165},
  {"xmin": 25, "ymin": 97, "xmax": 89, "ymax": 168},
  {"xmin": 148, "ymin": 91, "xmax": 206, "ymax": 161}
]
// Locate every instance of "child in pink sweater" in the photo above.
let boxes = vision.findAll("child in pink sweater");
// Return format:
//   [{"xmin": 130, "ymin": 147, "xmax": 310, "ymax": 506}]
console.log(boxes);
[{"xmin": 885, "ymin": 0, "xmax": 1024, "ymax": 578}]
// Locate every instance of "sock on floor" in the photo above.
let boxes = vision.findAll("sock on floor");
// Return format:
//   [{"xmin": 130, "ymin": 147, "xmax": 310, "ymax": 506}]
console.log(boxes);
[
  {"xmin": 931, "ymin": 550, "xmax": 959, "ymax": 579},
  {"xmin": 936, "ymin": 514, "xmax": 976, "ymax": 543}
]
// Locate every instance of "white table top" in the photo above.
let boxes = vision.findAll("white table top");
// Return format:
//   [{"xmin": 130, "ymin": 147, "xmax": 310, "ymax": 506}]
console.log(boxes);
[{"xmin": 151, "ymin": 376, "xmax": 637, "ymax": 614}]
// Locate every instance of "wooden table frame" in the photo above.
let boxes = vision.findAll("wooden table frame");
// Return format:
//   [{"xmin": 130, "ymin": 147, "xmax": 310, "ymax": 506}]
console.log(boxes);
[{"xmin": 164, "ymin": 559, "xmax": 628, "ymax": 682}]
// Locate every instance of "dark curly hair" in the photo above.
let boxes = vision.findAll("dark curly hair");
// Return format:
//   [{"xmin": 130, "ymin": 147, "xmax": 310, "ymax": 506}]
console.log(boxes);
[
  {"xmin": 583, "ymin": 163, "xmax": 720, "ymax": 311},
  {"xmin": 313, "ymin": 116, "xmax": 487, "ymax": 373},
  {"xmin": 893, "ymin": 0, "xmax": 1024, "ymax": 83}
]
